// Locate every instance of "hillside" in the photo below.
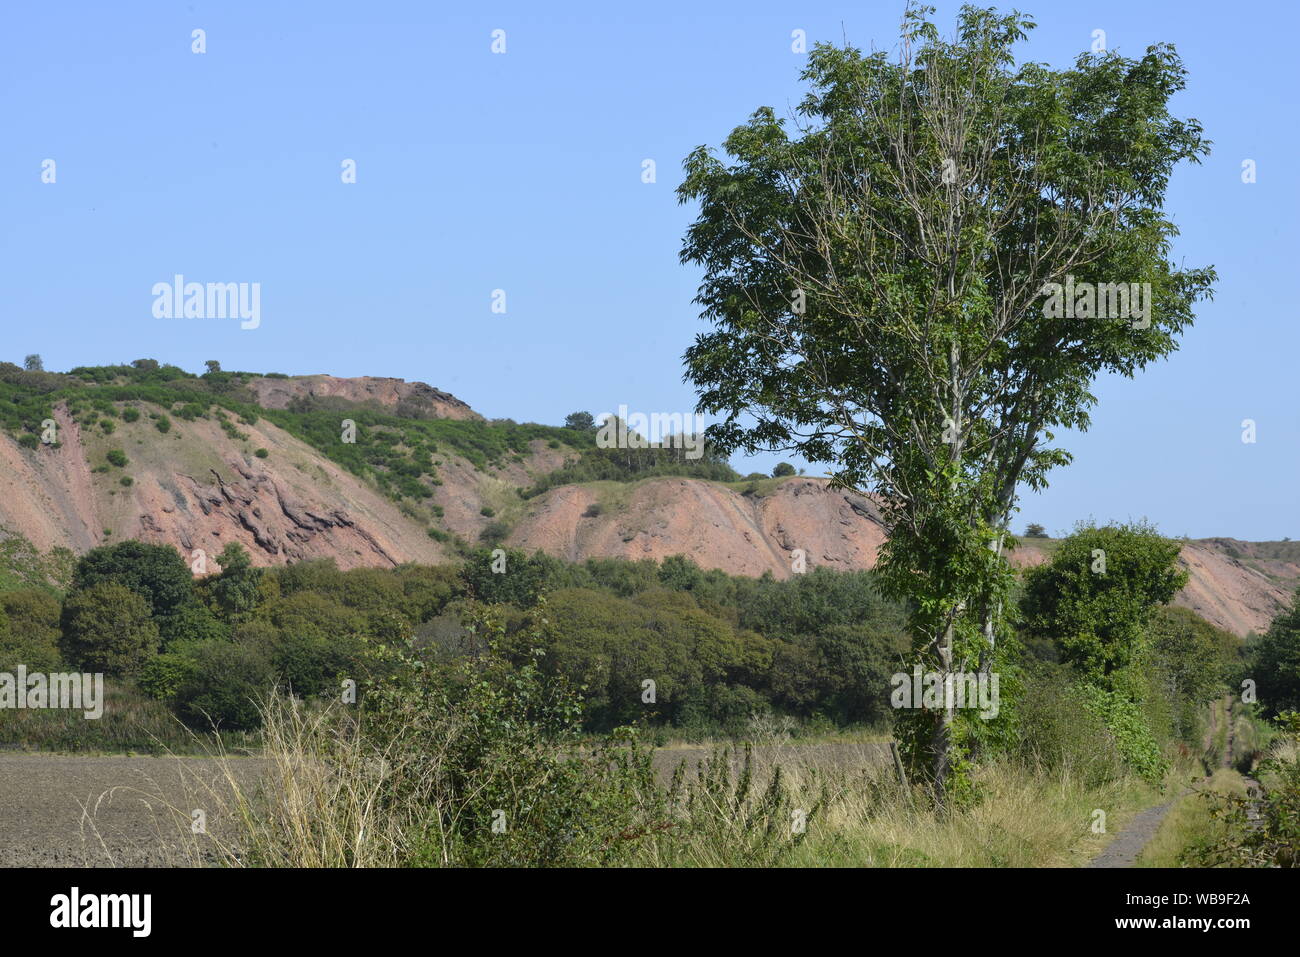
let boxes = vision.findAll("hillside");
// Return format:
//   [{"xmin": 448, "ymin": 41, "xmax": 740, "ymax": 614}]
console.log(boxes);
[{"xmin": 0, "ymin": 363, "xmax": 1294, "ymax": 636}]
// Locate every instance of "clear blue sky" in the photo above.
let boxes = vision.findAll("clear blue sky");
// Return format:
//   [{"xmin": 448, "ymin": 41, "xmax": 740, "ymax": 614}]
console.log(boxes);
[{"xmin": 3, "ymin": 1, "xmax": 1296, "ymax": 540}]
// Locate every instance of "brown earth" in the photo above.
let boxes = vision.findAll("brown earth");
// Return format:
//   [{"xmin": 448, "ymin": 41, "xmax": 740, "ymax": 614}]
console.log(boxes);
[
  {"xmin": 0, "ymin": 753, "xmax": 262, "ymax": 867},
  {"xmin": 509, "ymin": 477, "xmax": 888, "ymax": 577},
  {"xmin": 245, "ymin": 374, "xmax": 481, "ymax": 420}
]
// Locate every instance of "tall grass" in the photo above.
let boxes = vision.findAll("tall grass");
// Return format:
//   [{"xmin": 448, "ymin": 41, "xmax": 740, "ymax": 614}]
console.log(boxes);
[{"xmin": 142, "ymin": 691, "xmax": 1165, "ymax": 869}]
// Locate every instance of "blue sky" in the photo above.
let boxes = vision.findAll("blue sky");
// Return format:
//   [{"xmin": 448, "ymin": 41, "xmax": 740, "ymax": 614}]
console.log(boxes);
[{"xmin": 3, "ymin": 1, "xmax": 1296, "ymax": 540}]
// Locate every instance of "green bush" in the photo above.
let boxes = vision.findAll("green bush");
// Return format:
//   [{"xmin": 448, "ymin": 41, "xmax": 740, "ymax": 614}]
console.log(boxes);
[
  {"xmin": 175, "ymin": 639, "xmax": 274, "ymax": 731},
  {"xmin": 1009, "ymin": 664, "xmax": 1126, "ymax": 788},
  {"xmin": 1076, "ymin": 683, "xmax": 1169, "ymax": 785},
  {"xmin": 59, "ymin": 581, "xmax": 159, "ymax": 676},
  {"xmin": 106, "ymin": 449, "xmax": 128, "ymax": 468}
]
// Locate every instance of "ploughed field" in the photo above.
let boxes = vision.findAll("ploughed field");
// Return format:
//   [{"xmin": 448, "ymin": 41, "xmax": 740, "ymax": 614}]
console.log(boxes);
[{"xmin": 0, "ymin": 754, "xmax": 262, "ymax": 867}]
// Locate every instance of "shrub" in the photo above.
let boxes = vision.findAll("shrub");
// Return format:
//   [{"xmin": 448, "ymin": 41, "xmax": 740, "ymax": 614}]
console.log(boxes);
[
  {"xmin": 106, "ymin": 449, "xmax": 128, "ymax": 467},
  {"xmin": 1076, "ymin": 683, "xmax": 1169, "ymax": 785},
  {"xmin": 155, "ymin": 415, "xmax": 171, "ymax": 433},
  {"xmin": 59, "ymin": 581, "xmax": 160, "ymax": 676},
  {"xmin": 1009, "ymin": 664, "xmax": 1125, "ymax": 788},
  {"xmin": 0, "ymin": 589, "xmax": 63, "ymax": 672},
  {"xmin": 1250, "ymin": 588, "xmax": 1300, "ymax": 718},
  {"xmin": 1020, "ymin": 521, "xmax": 1186, "ymax": 687},
  {"xmin": 121, "ymin": 407, "xmax": 140, "ymax": 422},
  {"xmin": 175, "ymin": 639, "xmax": 274, "ymax": 731},
  {"xmin": 254, "ymin": 448, "xmax": 269, "ymax": 458}
]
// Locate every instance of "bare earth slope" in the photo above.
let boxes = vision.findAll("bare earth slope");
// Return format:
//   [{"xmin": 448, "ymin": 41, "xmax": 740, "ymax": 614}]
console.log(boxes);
[
  {"xmin": 1, "ymin": 389, "xmax": 1292, "ymax": 634},
  {"xmin": 510, "ymin": 477, "xmax": 888, "ymax": 577},
  {"xmin": 245, "ymin": 374, "xmax": 481, "ymax": 420},
  {"xmin": 0, "ymin": 402, "xmax": 449, "ymax": 570}
]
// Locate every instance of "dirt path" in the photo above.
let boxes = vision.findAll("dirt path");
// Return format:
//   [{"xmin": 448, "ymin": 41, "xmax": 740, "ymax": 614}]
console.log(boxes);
[
  {"xmin": 1086, "ymin": 796, "xmax": 1182, "ymax": 868},
  {"xmin": 1088, "ymin": 697, "xmax": 1234, "ymax": 869}
]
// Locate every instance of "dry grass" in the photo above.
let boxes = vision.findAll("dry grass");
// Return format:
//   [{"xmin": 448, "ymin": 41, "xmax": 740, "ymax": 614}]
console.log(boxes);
[{"xmin": 77, "ymin": 696, "xmax": 1178, "ymax": 869}]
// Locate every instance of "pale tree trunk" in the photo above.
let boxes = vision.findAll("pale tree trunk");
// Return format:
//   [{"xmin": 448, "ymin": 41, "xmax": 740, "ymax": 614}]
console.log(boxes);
[{"xmin": 931, "ymin": 618, "xmax": 956, "ymax": 808}]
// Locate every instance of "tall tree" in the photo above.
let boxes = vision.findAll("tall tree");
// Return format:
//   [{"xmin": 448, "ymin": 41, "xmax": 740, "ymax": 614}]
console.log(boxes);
[{"xmin": 677, "ymin": 5, "xmax": 1214, "ymax": 801}]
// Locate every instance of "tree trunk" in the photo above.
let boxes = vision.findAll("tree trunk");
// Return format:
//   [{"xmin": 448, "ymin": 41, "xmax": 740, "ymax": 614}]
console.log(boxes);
[{"xmin": 931, "ymin": 618, "xmax": 955, "ymax": 809}]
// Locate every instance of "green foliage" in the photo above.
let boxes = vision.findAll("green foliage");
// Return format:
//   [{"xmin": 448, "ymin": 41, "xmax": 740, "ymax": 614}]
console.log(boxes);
[
  {"xmin": 1249, "ymin": 588, "xmax": 1300, "ymax": 718},
  {"xmin": 210, "ymin": 542, "xmax": 262, "ymax": 622},
  {"xmin": 254, "ymin": 447, "xmax": 269, "ymax": 458},
  {"xmin": 1144, "ymin": 605, "xmax": 1241, "ymax": 740},
  {"xmin": 1008, "ymin": 662, "xmax": 1126, "ymax": 788},
  {"xmin": 105, "ymin": 449, "xmax": 128, "ymax": 467},
  {"xmin": 524, "ymin": 435, "xmax": 739, "ymax": 497},
  {"xmin": 1184, "ymin": 712, "xmax": 1300, "ymax": 867},
  {"xmin": 1076, "ymin": 683, "xmax": 1169, "ymax": 785},
  {"xmin": 69, "ymin": 540, "xmax": 196, "ymax": 645},
  {"xmin": 59, "ymin": 581, "xmax": 159, "ymax": 676},
  {"xmin": 155, "ymin": 414, "xmax": 171, "ymax": 433},
  {"xmin": 1020, "ymin": 521, "xmax": 1187, "ymax": 686},
  {"xmin": 0, "ymin": 589, "xmax": 63, "ymax": 671},
  {"xmin": 175, "ymin": 639, "xmax": 274, "ymax": 731},
  {"xmin": 462, "ymin": 548, "xmax": 556, "ymax": 608},
  {"xmin": 358, "ymin": 607, "xmax": 633, "ymax": 866},
  {"xmin": 563, "ymin": 411, "xmax": 595, "ymax": 432},
  {"xmin": 772, "ymin": 462, "xmax": 796, "ymax": 477}
]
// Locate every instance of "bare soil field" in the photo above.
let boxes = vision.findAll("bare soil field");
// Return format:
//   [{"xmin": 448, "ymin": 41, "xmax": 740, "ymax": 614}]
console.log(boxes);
[
  {"xmin": 650, "ymin": 739, "xmax": 891, "ymax": 781},
  {"xmin": 0, "ymin": 754, "xmax": 264, "ymax": 868}
]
